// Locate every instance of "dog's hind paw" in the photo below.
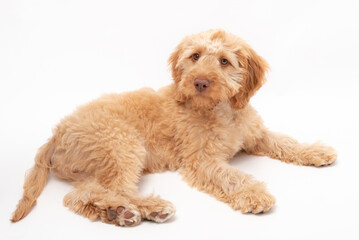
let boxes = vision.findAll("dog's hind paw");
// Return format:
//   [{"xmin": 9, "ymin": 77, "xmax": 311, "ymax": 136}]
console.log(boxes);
[
  {"xmin": 139, "ymin": 198, "xmax": 176, "ymax": 223},
  {"xmin": 104, "ymin": 206, "xmax": 141, "ymax": 227},
  {"xmin": 147, "ymin": 205, "xmax": 175, "ymax": 223}
]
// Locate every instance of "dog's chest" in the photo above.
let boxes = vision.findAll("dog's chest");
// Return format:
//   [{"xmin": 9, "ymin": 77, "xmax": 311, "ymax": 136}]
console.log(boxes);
[
  {"xmin": 206, "ymin": 115, "xmax": 244, "ymax": 159},
  {"xmin": 178, "ymin": 104, "xmax": 244, "ymax": 160}
]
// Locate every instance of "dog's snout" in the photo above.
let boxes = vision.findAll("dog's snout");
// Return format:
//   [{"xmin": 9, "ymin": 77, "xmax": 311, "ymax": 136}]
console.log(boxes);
[{"xmin": 194, "ymin": 78, "xmax": 210, "ymax": 92}]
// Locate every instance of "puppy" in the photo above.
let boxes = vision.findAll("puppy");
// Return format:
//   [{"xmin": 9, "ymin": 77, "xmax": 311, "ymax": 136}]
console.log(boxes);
[{"xmin": 11, "ymin": 29, "xmax": 337, "ymax": 226}]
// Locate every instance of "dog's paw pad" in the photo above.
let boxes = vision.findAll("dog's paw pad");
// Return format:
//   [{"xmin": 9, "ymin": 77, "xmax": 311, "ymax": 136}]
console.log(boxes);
[
  {"xmin": 159, "ymin": 213, "xmax": 169, "ymax": 219},
  {"xmin": 106, "ymin": 206, "xmax": 141, "ymax": 227},
  {"xmin": 124, "ymin": 220, "xmax": 135, "ymax": 226},
  {"xmin": 124, "ymin": 211, "xmax": 135, "ymax": 219},
  {"xmin": 147, "ymin": 205, "xmax": 175, "ymax": 223},
  {"xmin": 107, "ymin": 208, "xmax": 118, "ymax": 221},
  {"xmin": 117, "ymin": 206, "xmax": 125, "ymax": 214},
  {"xmin": 118, "ymin": 208, "xmax": 141, "ymax": 227}
]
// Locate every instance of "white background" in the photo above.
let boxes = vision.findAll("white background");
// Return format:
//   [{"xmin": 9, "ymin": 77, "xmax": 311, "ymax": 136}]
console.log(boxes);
[{"xmin": 1, "ymin": 0, "xmax": 359, "ymax": 239}]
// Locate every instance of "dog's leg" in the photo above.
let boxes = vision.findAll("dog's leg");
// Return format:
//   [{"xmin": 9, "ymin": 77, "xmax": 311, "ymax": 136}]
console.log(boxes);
[
  {"xmin": 180, "ymin": 159, "xmax": 275, "ymax": 214},
  {"xmin": 60, "ymin": 130, "xmax": 149, "ymax": 227},
  {"xmin": 54, "ymin": 119, "xmax": 176, "ymax": 225},
  {"xmin": 92, "ymin": 150, "xmax": 175, "ymax": 224},
  {"xmin": 63, "ymin": 180, "xmax": 141, "ymax": 227},
  {"xmin": 244, "ymin": 130, "xmax": 337, "ymax": 166}
]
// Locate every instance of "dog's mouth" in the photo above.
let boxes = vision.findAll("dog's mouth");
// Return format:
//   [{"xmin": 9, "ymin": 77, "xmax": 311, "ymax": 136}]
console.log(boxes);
[
  {"xmin": 194, "ymin": 91, "xmax": 208, "ymax": 97},
  {"xmin": 187, "ymin": 92, "xmax": 221, "ymax": 109}
]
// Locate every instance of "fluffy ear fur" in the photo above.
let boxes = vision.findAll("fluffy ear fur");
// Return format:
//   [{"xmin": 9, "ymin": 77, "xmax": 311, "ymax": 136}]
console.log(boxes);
[
  {"xmin": 168, "ymin": 43, "xmax": 188, "ymax": 103},
  {"xmin": 231, "ymin": 47, "xmax": 269, "ymax": 109},
  {"xmin": 168, "ymin": 46, "xmax": 183, "ymax": 83}
]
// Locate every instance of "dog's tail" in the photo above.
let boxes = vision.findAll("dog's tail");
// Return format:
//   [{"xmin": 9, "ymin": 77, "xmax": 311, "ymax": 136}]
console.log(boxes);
[{"xmin": 11, "ymin": 137, "xmax": 55, "ymax": 222}]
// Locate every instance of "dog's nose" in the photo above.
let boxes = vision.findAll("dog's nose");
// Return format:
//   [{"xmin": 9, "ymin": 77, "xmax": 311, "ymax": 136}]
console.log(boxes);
[{"xmin": 194, "ymin": 78, "xmax": 210, "ymax": 92}]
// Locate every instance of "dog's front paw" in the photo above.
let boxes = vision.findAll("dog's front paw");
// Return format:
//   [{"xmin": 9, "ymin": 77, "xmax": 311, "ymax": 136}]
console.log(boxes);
[
  {"xmin": 301, "ymin": 142, "xmax": 337, "ymax": 167},
  {"xmin": 229, "ymin": 182, "xmax": 275, "ymax": 214}
]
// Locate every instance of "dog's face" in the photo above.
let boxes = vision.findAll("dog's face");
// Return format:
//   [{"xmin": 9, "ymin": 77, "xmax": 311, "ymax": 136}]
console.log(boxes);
[{"xmin": 169, "ymin": 29, "xmax": 269, "ymax": 110}]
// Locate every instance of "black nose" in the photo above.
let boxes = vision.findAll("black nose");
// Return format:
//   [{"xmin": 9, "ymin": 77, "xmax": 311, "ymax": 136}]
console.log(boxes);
[{"xmin": 194, "ymin": 78, "xmax": 210, "ymax": 92}]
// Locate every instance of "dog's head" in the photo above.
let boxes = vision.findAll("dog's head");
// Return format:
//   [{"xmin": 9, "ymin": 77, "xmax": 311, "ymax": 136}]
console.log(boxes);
[{"xmin": 169, "ymin": 29, "xmax": 268, "ymax": 110}]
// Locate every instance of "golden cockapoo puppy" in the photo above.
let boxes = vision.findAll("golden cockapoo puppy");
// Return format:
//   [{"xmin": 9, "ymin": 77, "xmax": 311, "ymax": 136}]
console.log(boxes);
[{"xmin": 12, "ymin": 29, "xmax": 337, "ymax": 227}]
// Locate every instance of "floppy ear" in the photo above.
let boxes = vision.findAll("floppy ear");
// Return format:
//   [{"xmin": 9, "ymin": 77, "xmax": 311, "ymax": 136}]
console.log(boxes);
[
  {"xmin": 168, "ymin": 44, "xmax": 187, "ymax": 102},
  {"xmin": 168, "ymin": 46, "xmax": 183, "ymax": 83},
  {"xmin": 230, "ymin": 47, "xmax": 269, "ymax": 109}
]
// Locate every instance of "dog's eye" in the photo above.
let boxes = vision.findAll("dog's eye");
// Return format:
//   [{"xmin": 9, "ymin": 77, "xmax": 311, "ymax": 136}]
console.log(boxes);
[
  {"xmin": 220, "ymin": 58, "xmax": 228, "ymax": 66},
  {"xmin": 192, "ymin": 53, "xmax": 200, "ymax": 61}
]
